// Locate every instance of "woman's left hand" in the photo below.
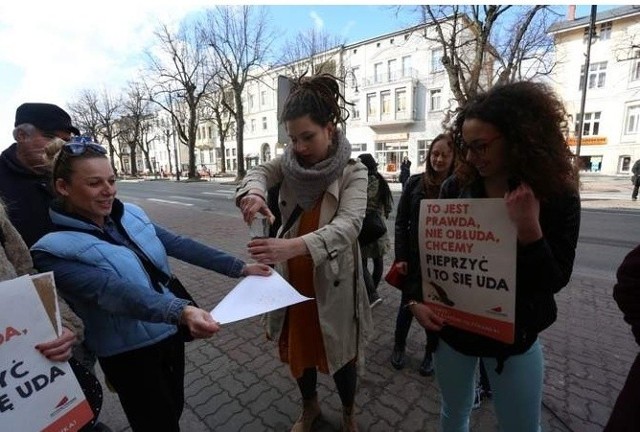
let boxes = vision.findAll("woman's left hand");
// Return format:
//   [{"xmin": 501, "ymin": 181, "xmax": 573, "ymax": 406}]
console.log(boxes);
[
  {"xmin": 35, "ymin": 327, "xmax": 76, "ymax": 362},
  {"xmin": 242, "ymin": 263, "xmax": 273, "ymax": 276},
  {"xmin": 504, "ymin": 183, "xmax": 543, "ymax": 245},
  {"xmin": 247, "ymin": 237, "xmax": 306, "ymax": 265}
]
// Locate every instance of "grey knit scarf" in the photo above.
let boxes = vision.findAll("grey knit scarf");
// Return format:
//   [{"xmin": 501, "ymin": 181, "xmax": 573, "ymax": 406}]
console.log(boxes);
[{"xmin": 281, "ymin": 129, "xmax": 352, "ymax": 210}]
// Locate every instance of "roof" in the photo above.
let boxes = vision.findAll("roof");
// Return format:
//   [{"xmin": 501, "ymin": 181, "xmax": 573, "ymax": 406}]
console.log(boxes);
[{"xmin": 548, "ymin": 5, "xmax": 640, "ymax": 34}]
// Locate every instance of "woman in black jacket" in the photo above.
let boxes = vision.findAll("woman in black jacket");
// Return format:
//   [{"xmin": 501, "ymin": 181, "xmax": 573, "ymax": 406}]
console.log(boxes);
[
  {"xmin": 407, "ymin": 81, "xmax": 581, "ymax": 431},
  {"xmin": 391, "ymin": 134, "xmax": 457, "ymax": 375}
]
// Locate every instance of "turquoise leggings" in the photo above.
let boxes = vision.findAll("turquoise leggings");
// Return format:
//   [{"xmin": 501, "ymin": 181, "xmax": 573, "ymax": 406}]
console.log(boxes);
[{"xmin": 434, "ymin": 339, "xmax": 543, "ymax": 432}]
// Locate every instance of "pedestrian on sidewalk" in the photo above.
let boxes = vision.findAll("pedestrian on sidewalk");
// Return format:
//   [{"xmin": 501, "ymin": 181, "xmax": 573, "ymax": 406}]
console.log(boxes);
[
  {"xmin": 407, "ymin": 81, "xmax": 581, "ymax": 431},
  {"xmin": 399, "ymin": 156, "xmax": 411, "ymax": 190},
  {"xmin": 391, "ymin": 133, "xmax": 458, "ymax": 376},
  {"xmin": 357, "ymin": 153, "xmax": 392, "ymax": 309},
  {"xmin": 604, "ymin": 244, "xmax": 640, "ymax": 431},
  {"xmin": 236, "ymin": 73, "xmax": 372, "ymax": 432},
  {"xmin": 631, "ymin": 158, "xmax": 640, "ymax": 200},
  {"xmin": 31, "ymin": 137, "xmax": 272, "ymax": 432}
]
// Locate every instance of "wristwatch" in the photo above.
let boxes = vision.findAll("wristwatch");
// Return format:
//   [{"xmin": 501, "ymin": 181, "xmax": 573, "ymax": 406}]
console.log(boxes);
[{"xmin": 404, "ymin": 300, "xmax": 419, "ymax": 309}]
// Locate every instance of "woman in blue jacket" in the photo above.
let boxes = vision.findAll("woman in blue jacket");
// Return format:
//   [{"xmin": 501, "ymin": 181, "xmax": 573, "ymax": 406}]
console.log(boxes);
[
  {"xmin": 406, "ymin": 82, "xmax": 581, "ymax": 431},
  {"xmin": 31, "ymin": 137, "xmax": 271, "ymax": 432}
]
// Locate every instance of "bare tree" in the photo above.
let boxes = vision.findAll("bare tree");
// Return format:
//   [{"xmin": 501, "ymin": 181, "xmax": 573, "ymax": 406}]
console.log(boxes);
[
  {"xmin": 200, "ymin": 5, "xmax": 276, "ymax": 180},
  {"xmin": 118, "ymin": 82, "xmax": 153, "ymax": 176},
  {"xmin": 418, "ymin": 5, "xmax": 558, "ymax": 121},
  {"xmin": 67, "ymin": 88, "xmax": 122, "ymax": 176},
  {"xmin": 279, "ymin": 28, "xmax": 345, "ymax": 77},
  {"xmin": 200, "ymin": 83, "xmax": 233, "ymax": 174},
  {"xmin": 146, "ymin": 23, "xmax": 217, "ymax": 179}
]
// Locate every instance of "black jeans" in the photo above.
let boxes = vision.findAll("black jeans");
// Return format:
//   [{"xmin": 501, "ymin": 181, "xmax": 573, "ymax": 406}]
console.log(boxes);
[
  {"xmin": 99, "ymin": 333, "xmax": 185, "ymax": 432},
  {"xmin": 394, "ymin": 287, "xmax": 428, "ymax": 350},
  {"xmin": 633, "ymin": 178, "xmax": 640, "ymax": 199},
  {"xmin": 297, "ymin": 361, "xmax": 358, "ymax": 408}
]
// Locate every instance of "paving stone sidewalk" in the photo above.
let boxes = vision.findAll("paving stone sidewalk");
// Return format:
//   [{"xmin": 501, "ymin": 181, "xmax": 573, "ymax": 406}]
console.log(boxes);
[{"xmin": 97, "ymin": 174, "xmax": 637, "ymax": 431}]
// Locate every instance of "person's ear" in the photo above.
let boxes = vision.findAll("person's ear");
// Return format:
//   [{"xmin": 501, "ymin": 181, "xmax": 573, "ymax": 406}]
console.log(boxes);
[{"xmin": 55, "ymin": 178, "xmax": 70, "ymax": 197}]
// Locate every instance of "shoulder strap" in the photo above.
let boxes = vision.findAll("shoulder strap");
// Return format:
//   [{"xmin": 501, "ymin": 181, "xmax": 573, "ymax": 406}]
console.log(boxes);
[{"xmin": 278, "ymin": 205, "xmax": 302, "ymax": 239}]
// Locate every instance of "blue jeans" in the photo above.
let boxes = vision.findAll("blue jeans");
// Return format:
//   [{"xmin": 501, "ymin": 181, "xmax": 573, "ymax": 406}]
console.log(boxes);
[{"xmin": 434, "ymin": 339, "xmax": 543, "ymax": 432}]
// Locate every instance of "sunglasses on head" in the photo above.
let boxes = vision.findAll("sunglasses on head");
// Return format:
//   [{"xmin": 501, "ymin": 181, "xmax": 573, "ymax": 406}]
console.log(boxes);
[{"xmin": 62, "ymin": 136, "xmax": 107, "ymax": 156}]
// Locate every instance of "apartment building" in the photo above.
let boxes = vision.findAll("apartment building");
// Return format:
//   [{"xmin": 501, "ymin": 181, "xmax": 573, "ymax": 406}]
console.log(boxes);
[{"xmin": 548, "ymin": 5, "xmax": 640, "ymax": 174}]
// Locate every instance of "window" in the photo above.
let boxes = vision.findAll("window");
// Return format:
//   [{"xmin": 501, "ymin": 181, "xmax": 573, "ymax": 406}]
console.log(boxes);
[
  {"xmin": 250, "ymin": 119, "xmax": 256, "ymax": 133},
  {"xmin": 632, "ymin": 57, "xmax": 640, "ymax": 82},
  {"xmin": 262, "ymin": 116, "xmax": 267, "ymax": 130},
  {"xmin": 387, "ymin": 59, "xmax": 397, "ymax": 81},
  {"xmin": 208, "ymin": 126, "xmax": 212, "ymax": 139},
  {"xmin": 599, "ymin": 21, "xmax": 612, "ymax": 40},
  {"xmin": 381, "ymin": 91, "xmax": 391, "ymax": 115},
  {"xmin": 583, "ymin": 25, "xmax": 595, "ymax": 43},
  {"xmin": 248, "ymin": 93, "xmax": 255, "ymax": 110},
  {"xmin": 431, "ymin": 48, "xmax": 444, "ymax": 73},
  {"xmin": 402, "ymin": 56, "xmax": 411, "ymax": 77},
  {"xmin": 367, "ymin": 93, "xmax": 377, "ymax": 118},
  {"xmin": 260, "ymin": 90, "xmax": 267, "ymax": 106},
  {"xmin": 351, "ymin": 143, "xmax": 367, "ymax": 152},
  {"xmin": 374, "ymin": 63, "xmax": 383, "ymax": 83},
  {"xmin": 625, "ymin": 105, "xmax": 640, "ymax": 134},
  {"xmin": 430, "ymin": 89, "xmax": 442, "ymax": 111},
  {"xmin": 352, "ymin": 99, "xmax": 360, "ymax": 119},
  {"xmin": 351, "ymin": 66, "xmax": 360, "ymax": 88},
  {"xmin": 579, "ymin": 62, "xmax": 607, "ymax": 90},
  {"xmin": 395, "ymin": 88, "xmax": 406, "ymax": 113},
  {"xmin": 575, "ymin": 112, "xmax": 601, "ymax": 136},
  {"xmin": 417, "ymin": 139, "xmax": 429, "ymax": 166}
]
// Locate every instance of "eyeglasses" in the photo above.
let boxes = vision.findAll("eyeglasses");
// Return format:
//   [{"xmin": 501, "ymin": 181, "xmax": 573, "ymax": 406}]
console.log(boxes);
[
  {"xmin": 459, "ymin": 135, "xmax": 502, "ymax": 157},
  {"xmin": 62, "ymin": 136, "xmax": 107, "ymax": 156}
]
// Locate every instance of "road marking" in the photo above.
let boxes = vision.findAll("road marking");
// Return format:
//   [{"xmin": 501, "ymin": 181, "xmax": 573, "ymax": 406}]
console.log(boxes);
[
  {"xmin": 169, "ymin": 195, "xmax": 209, "ymax": 202},
  {"xmin": 147, "ymin": 198, "xmax": 193, "ymax": 206},
  {"xmin": 202, "ymin": 191, "xmax": 234, "ymax": 199}
]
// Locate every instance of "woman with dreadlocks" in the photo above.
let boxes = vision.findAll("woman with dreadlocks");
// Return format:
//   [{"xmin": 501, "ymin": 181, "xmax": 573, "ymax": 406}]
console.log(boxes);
[{"xmin": 236, "ymin": 73, "xmax": 373, "ymax": 432}]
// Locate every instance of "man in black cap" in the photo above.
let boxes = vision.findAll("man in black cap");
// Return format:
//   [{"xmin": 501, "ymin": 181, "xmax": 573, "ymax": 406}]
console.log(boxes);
[{"xmin": 0, "ymin": 103, "xmax": 79, "ymax": 247}]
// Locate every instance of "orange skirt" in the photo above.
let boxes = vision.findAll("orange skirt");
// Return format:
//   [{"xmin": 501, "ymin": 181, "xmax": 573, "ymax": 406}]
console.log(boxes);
[{"xmin": 278, "ymin": 199, "xmax": 329, "ymax": 379}]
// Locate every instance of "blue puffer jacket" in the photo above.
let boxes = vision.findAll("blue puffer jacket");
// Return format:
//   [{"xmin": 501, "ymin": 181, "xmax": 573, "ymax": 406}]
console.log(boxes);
[{"xmin": 32, "ymin": 199, "xmax": 246, "ymax": 357}]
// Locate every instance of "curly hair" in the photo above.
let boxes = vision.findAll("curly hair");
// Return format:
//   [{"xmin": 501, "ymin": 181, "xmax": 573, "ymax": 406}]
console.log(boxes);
[
  {"xmin": 280, "ymin": 73, "xmax": 351, "ymax": 127},
  {"xmin": 450, "ymin": 81, "xmax": 578, "ymax": 198}
]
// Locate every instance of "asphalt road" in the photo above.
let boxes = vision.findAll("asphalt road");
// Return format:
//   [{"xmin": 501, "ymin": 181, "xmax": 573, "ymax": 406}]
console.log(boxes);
[{"xmin": 117, "ymin": 179, "xmax": 640, "ymax": 283}]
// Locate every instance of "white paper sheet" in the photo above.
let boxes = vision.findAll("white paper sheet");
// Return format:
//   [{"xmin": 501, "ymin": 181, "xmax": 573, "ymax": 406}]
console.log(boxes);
[{"xmin": 211, "ymin": 270, "xmax": 312, "ymax": 324}]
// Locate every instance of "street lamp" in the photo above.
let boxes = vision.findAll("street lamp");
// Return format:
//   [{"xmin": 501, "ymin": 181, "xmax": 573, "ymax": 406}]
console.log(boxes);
[
  {"xmin": 575, "ymin": 5, "xmax": 598, "ymax": 166},
  {"xmin": 340, "ymin": 66, "xmax": 359, "ymax": 138}
]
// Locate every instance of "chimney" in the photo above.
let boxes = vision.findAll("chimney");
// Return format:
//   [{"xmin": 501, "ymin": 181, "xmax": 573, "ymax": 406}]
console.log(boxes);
[{"xmin": 567, "ymin": 5, "xmax": 576, "ymax": 21}]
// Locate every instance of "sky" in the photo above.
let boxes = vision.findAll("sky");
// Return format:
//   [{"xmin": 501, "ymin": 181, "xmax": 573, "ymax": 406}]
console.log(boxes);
[{"xmin": 0, "ymin": 2, "xmax": 626, "ymax": 149}]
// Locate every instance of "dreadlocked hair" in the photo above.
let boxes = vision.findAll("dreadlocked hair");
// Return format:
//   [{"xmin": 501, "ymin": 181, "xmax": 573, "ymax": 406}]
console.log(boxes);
[{"xmin": 280, "ymin": 72, "xmax": 352, "ymax": 127}]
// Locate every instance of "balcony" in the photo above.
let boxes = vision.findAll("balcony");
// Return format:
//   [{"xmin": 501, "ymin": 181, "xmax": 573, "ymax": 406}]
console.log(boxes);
[{"xmin": 362, "ymin": 68, "xmax": 419, "ymax": 90}]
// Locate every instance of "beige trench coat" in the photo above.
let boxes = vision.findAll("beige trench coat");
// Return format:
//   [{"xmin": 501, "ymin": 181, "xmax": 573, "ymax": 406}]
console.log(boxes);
[{"xmin": 236, "ymin": 157, "xmax": 374, "ymax": 375}]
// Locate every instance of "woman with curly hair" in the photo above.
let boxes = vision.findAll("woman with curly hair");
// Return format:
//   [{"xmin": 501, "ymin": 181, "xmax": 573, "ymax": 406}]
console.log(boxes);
[
  {"xmin": 236, "ymin": 73, "xmax": 372, "ymax": 432},
  {"xmin": 405, "ymin": 81, "xmax": 581, "ymax": 431}
]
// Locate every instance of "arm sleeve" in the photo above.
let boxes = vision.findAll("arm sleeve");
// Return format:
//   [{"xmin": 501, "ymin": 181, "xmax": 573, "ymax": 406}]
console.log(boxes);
[
  {"xmin": 394, "ymin": 183, "xmax": 412, "ymax": 262},
  {"xmin": 235, "ymin": 157, "xmax": 284, "ymax": 206},
  {"xmin": 613, "ymin": 245, "xmax": 640, "ymax": 345},
  {"xmin": 517, "ymin": 192, "xmax": 581, "ymax": 295},
  {"xmin": 32, "ymin": 250, "xmax": 189, "ymax": 325},
  {"xmin": 154, "ymin": 224, "xmax": 245, "ymax": 278}
]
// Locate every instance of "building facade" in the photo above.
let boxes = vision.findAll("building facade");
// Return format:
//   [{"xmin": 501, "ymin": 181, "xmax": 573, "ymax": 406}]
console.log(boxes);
[
  {"xmin": 549, "ymin": 5, "xmax": 640, "ymax": 175},
  {"xmin": 135, "ymin": 22, "xmax": 460, "ymax": 179}
]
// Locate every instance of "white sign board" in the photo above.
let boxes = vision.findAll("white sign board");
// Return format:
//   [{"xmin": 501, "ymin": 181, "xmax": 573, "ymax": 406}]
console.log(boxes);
[
  {"xmin": 0, "ymin": 275, "xmax": 92, "ymax": 432},
  {"xmin": 419, "ymin": 199, "xmax": 517, "ymax": 343}
]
